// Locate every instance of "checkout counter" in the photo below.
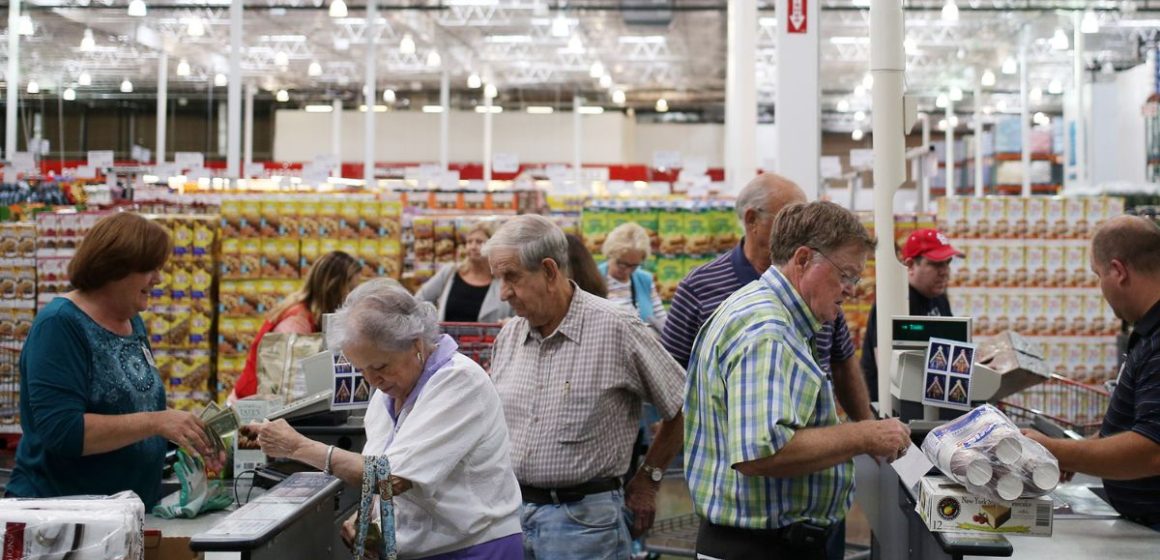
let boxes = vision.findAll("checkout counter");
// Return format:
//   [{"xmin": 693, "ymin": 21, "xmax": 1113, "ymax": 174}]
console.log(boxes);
[{"xmin": 860, "ymin": 316, "xmax": 1159, "ymax": 559}]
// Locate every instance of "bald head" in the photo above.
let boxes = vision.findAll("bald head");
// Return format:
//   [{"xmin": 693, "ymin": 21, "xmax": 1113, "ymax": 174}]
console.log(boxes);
[
  {"xmin": 1092, "ymin": 215, "xmax": 1160, "ymax": 274},
  {"xmin": 735, "ymin": 173, "xmax": 808, "ymax": 223}
]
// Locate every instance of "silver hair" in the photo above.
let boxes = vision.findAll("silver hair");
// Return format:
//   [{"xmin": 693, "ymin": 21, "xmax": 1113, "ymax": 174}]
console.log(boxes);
[
  {"xmin": 327, "ymin": 279, "xmax": 440, "ymax": 353},
  {"xmin": 482, "ymin": 214, "xmax": 570, "ymax": 274},
  {"xmin": 602, "ymin": 222, "xmax": 652, "ymax": 260},
  {"xmin": 734, "ymin": 177, "xmax": 775, "ymax": 222}
]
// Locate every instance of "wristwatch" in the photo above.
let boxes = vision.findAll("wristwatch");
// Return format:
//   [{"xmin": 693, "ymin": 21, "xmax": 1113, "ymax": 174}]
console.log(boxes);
[{"xmin": 640, "ymin": 464, "xmax": 664, "ymax": 483}]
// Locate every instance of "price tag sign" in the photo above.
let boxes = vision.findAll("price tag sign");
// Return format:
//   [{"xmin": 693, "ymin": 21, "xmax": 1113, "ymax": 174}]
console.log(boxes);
[
  {"xmin": 174, "ymin": 152, "xmax": 205, "ymax": 169},
  {"xmin": 87, "ymin": 150, "xmax": 114, "ymax": 168}
]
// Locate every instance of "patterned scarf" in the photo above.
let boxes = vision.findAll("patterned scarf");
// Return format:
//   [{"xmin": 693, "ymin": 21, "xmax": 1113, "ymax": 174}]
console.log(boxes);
[{"xmin": 355, "ymin": 455, "xmax": 398, "ymax": 560}]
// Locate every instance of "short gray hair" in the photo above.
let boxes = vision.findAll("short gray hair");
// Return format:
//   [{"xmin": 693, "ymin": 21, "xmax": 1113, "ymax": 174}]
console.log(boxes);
[
  {"xmin": 602, "ymin": 222, "xmax": 651, "ymax": 260},
  {"xmin": 327, "ymin": 279, "xmax": 439, "ymax": 352},
  {"xmin": 482, "ymin": 214, "xmax": 570, "ymax": 274},
  {"xmin": 770, "ymin": 201, "xmax": 876, "ymax": 266}
]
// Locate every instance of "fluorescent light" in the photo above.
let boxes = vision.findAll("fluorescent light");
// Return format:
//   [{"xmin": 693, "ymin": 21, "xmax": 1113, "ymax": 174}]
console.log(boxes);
[
  {"xmin": 18, "ymin": 15, "xmax": 34, "ymax": 36},
  {"xmin": 854, "ymin": 110, "xmax": 866, "ymax": 122},
  {"xmin": 830, "ymin": 37, "xmax": 870, "ymax": 45},
  {"xmin": 422, "ymin": 105, "xmax": 444, "ymax": 113},
  {"xmin": 484, "ymin": 83, "xmax": 497, "ymax": 99},
  {"xmin": 26, "ymin": 80, "xmax": 39, "ymax": 94},
  {"xmin": 359, "ymin": 105, "xmax": 388, "ymax": 112},
  {"xmin": 308, "ymin": 61, "xmax": 322, "ymax": 77},
  {"xmin": 862, "ymin": 73, "xmax": 873, "ymax": 89},
  {"xmin": 758, "ymin": 17, "xmax": 777, "ymax": 27},
  {"xmin": 936, "ymin": 94, "xmax": 948, "ymax": 108},
  {"xmin": 276, "ymin": 89, "xmax": 289, "ymax": 102},
  {"xmin": 996, "ymin": 99, "xmax": 1008, "ymax": 112},
  {"xmin": 589, "ymin": 61, "xmax": 604, "ymax": 79},
  {"xmin": 854, "ymin": 85, "xmax": 866, "ymax": 97},
  {"xmin": 80, "ymin": 28, "xmax": 96, "ymax": 51},
  {"xmin": 655, "ymin": 98, "xmax": 668, "ymax": 112},
  {"xmin": 612, "ymin": 89, "xmax": 626, "ymax": 105},
  {"xmin": 599, "ymin": 74, "xmax": 612, "ymax": 89},
  {"xmin": 948, "ymin": 115, "xmax": 959, "ymax": 127},
  {"xmin": 938, "ymin": 119, "xmax": 947, "ymax": 130},
  {"xmin": 128, "ymin": 0, "xmax": 147, "ymax": 17},
  {"xmin": 485, "ymin": 35, "xmax": 532, "ymax": 44},
  {"xmin": 981, "ymin": 69, "xmax": 996, "ymax": 87},
  {"xmin": 329, "ymin": 0, "xmax": 348, "ymax": 18},
  {"xmin": 467, "ymin": 73, "xmax": 482, "ymax": 89},
  {"xmin": 904, "ymin": 37, "xmax": 918, "ymax": 54},
  {"xmin": 426, "ymin": 51, "xmax": 442, "ymax": 67},
  {"xmin": 1002, "ymin": 56, "xmax": 1017, "ymax": 75},
  {"xmin": 579, "ymin": 106, "xmax": 604, "ymax": 115},
  {"xmin": 941, "ymin": 0, "xmax": 958, "ymax": 23},
  {"xmin": 836, "ymin": 99, "xmax": 850, "ymax": 112},
  {"xmin": 305, "ymin": 104, "xmax": 334, "ymax": 113},
  {"xmin": 617, "ymin": 36, "xmax": 665, "ymax": 45},
  {"xmin": 1030, "ymin": 87, "xmax": 1043, "ymax": 104},
  {"xmin": 63, "ymin": 88, "xmax": 76, "ymax": 101},
  {"xmin": 1102, "ymin": 61, "xmax": 1115, "ymax": 74},
  {"xmin": 526, "ymin": 106, "xmax": 554, "ymax": 114},
  {"xmin": 550, "ymin": 14, "xmax": 570, "ymax": 38},
  {"xmin": 949, "ymin": 86, "xmax": 963, "ymax": 101},
  {"xmin": 567, "ymin": 35, "xmax": 584, "ymax": 53},
  {"xmin": 851, "ymin": 129, "xmax": 864, "ymax": 141},
  {"xmin": 400, "ymin": 34, "xmax": 416, "ymax": 55},
  {"xmin": 186, "ymin": 18, "xmax": 205, "ymax": 37},
  {"xmin": 214, "ymin": 73, "xmax": 228, "ymax": 87},
  {"xmin": 121, "ymin": 79, "xmax": 133, "ymax": 93},
  {"xmin": 78, "ymin": 72, "xmax": 92, "ymax": 86},
  {"xmin": 1081, "ymin": 10, "xmax": 1099, "ymax": 34},
  {"xmin": 383, "ymin": 89, "xmax": 396, "ymax": 103},
  {"xmin": 475, "ymin": 106, "xmax": 503, "ymax": 114},
  {"xmin": 1048, "ymin": 79, "xmax": 1063, "ymax": 94},
  {"xmin": 176, "ymin": 59, "xmax": 191, "ymax": 77},
  {"xmin": 1051, "ymin": 28, "xmax": 1069, "ymax": 50},
  {"xmin": 274, "ymin": 51, "xmax": 289, "ymax": 67}
]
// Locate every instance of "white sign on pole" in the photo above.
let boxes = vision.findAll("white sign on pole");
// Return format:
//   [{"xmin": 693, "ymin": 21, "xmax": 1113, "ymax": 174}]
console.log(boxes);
[
  {"xmin": 652, "ymin": 150, "xmax": 682, "ymax": 170},
  {"xmin": 87, "ymin": 150, "xmax": 115, "ymax": 168},
  {"xmin": 493, "ymin": 153, "xmax": 520, "ymax": 174},
  {"xmin": 683, "ymin": 157, "xmax": 708, "ymax": 177},
  {"xmin": 11, "ymin": 152, "xmax": 36, "ymax": 173},
  {"xmin": 849, "ymin": 149, "xmax": 874, "ymax": 169},
  {"xmin": 820, "ymin": 156, "xmax": 843, "ymax": 179},
  {"xmin": 245, "ymin": 163, "xmax": 265, "ymax": 178},
  {"xmin": 174, "ymin": 152, "xmax": 206, "ymax": 169},
  {"xmin": 75, "ymin": 166, "xmax": 97, "ymax": 179}
]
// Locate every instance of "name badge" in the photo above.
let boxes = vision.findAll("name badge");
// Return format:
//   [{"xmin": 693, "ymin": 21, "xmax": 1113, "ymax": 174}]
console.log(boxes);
[{"xmin": 141, "ymin": 344, "xmax": 157, "ymax": 368}]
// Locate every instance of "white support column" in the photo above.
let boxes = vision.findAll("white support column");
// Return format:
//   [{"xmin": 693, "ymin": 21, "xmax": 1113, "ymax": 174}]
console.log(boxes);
[
  {"xmin": 363, "ymin": 0, "xmax": 377, "ymax": 185},
  {"xmin": 974, "ymin": 84, "xmax": 984, "ymax": 197},
  {"xmin": 226, "ymin": 0, "xmax": 242, "ymax": 179},
  {"xmin": 573, "ymin": 95, "xmax": 583, "ymax": 190},
  {"xmin": 726, "ymin": 0, "xmax": 757, "ymax": 193},
  {"xmin": 156, "ymin": 51, "xmax": 168, "ymax": 164},
  {"xmin": 1073, "ymin": 10, "xmax": 1087, "ymax": 186},
  {"xmin": 870, "ymin": 0, "xmax": 908, "ymax": 422},
  {"xmin": 243, "ymin": 83, "xmax": 255, "ymax": 176},
  {"xmin": 775, "ymin": 0, "xmax": 820, "ymax": 198},
  {"xmin": 331, "ymin": 98, "xmax": 342, "ymax": 177},
  {"xmin": 483, "ymin": 85, "xmax": 493, "ymax": 183},
  {"xmin": 920, "ymin": 113, "xmax": 931, "ymax": 211},
  {"xmin": 1020, "ymin": 40, "xmax": 1031, "ymax": 197},
  {"xmin": 439, "ymin": 68, "xmax": 450, "ymax": 170},
  {"xmin": 5, "ymin": 0, "xmax": 21, "ymax": 161},
  {"xmin": 946, "ymin": 98, "xmax": 955, "ymax": 197}
]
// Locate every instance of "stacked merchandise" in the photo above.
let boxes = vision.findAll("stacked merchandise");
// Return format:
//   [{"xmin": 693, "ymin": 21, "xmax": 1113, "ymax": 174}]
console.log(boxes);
[
  {"xmin": 938, "ymin": 196, "xmax": 1123, "ymax": 392},
  {"xmin": 139, "ymin": 216, "xmax": 218, "ymax": 411},
  {"xmin": 0, "ymin": 223, "xmax": 36, "ymax": 430},
  {"xmin": 580, "ymin": 199, "xmax": 741, "ymax": 302},
  {"xmin": 217, "ymin": 194, "xmax": 403, "ymax": 397},
  {"xmin": 990, "ymin": 117, "xmax": 1062, "ymax": 195},
  {"xmin": 34, "ymin": 212, "xmax": 106, "ymax": 307}
]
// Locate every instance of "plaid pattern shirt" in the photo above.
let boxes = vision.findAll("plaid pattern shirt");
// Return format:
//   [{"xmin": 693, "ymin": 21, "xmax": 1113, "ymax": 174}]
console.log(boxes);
[
  {"xmin": 684, "ymin": 267, "xmax": 855, "ymax": 529},
  {"xmin": 491, "ymin": 285, "xmax": 686, "ymax": 488}
]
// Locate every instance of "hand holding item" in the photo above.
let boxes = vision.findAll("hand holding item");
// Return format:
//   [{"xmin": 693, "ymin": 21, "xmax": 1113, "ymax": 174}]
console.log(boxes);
[
  {"xmin": 861, "ymin": 418, "xmax": 912, "ymax": 463},
  {"xmin": 157, "ymin": 410, "xmax": 215, "ymax": 459},
  {"xmin": 248, "ymin": 419, "xmax": 308, "ymax": 459}
]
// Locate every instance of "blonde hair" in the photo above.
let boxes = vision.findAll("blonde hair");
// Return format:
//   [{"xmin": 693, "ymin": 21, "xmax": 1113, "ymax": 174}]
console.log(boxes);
[
  {"xmin": 458, "ymin": 221, "xmax": 495, "ymax": 275},
  {"xmin": 602, "ymin": 222, "xmax": 651, "ymax": 261},
  {"xmin": 268, "ymin": 251, "xmax": 363, "ymax": 327}
]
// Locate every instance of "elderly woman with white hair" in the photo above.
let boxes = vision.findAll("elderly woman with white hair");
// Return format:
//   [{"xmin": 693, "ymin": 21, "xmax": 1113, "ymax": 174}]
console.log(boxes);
[
  {"xmin": 599, "ymin": 222, "xmax": 667, "ymax": 335},
  {"xmin": 247, "ymin": 279, "xmax": 522, "ymax": 559}
]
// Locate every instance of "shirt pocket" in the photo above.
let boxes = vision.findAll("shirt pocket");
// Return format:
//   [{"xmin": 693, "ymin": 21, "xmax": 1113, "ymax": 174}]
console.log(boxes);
[{"xmin": 556, "ymin": 383, "xmax": 599, "ymax": 444}]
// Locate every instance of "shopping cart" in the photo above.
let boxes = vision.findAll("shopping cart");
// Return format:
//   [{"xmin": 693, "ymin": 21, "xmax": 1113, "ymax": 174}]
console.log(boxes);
[
  {"xmin": 0, "ymin": 339, "xmax": 22, "ymax": 439},
  {"xmin": 998, "ymin": 374, "xmax": 1111, "ymax": 437},
  {"xmin": 438, "ymin": 322, "xmax": 503, "ymax": 372}
]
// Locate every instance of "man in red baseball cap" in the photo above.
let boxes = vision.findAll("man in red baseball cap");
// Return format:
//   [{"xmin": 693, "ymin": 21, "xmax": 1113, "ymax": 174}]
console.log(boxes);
[{"xmin": 860, "ymin": 228, "xmax": 965, "ymax": 400}]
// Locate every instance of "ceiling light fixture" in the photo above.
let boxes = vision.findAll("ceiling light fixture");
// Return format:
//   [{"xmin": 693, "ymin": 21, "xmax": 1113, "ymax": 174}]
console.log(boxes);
[
  {"xmin": 176, "ymin": 58, "xmax": 191, "ymax": 77},
  {"xmin": 567, "ymin": 35, "xmax": 584, "ymax": 53},
  {"xmin": 938, "ymin": 119, "xmax": 948, "ymax": 131},
  {"xmin": 612, "ymin": 89, "xmax": 626, "ymax": 105},
  {"xmin": 936, "ymin": 94, "xmax": 948, "ymax": 108},
  {"xmin": 26, "ymin": 80, "xmax": 39, "ymax": 94},
  {"xmin": 128, "ymin": 0, "xmax": 147, "ymax": 17},
  {"xmin": 599, "ymin": 74, "xmax": 612, "ymax": 89},
  {"xmin": 1048, "ymin": 79, "xmax": 1063, "ymax": 94},
  {"xmin": 550, "ymin": 14, "xmax": 570, "ymax": 38},
  {"xmin": 1050, "ymin": 28, "xmax": 1069, "ymax": 50},
  {"xmin": 904, "ymin": 37, "xmax": 918, "ymax": 55},
  {"xmin": 467, "ymin": 73, "xmax": 482, "ymax": 89},
  {"xmin": 18, "ymin": 15, "xmax": 34, "ymax": 36},
  {"xmin": 1002, "ymin": 56, "xmax": 1017, "ymax": 75},
  {"xmin": 981, "ymin": 69, "xmax": 996, "ymax": 87},
  {"xmin": 63, "ymin": 88, "xmax": 76, "ymax": 101},
  {"xmin": 400, "ymin": 34, "xmax": 416, "ymax": 55},
  {"xmin": 589, "ymin": 61, "xmax": 604, "ymax": 79},
  {"xmin": 187, "ymin": 18, "xmax": 205, "ymax": 37},
  {"xmin": 852, "ymin": 129, "xmax": 864, "ymax": 141},
  {"xmin": 274, "ymin": 51, "xmax": 289, "ymax": 68},
  {"xmin": 475, "ymin": 106, "xmax": 503, "ymax": 114},
  {"xmin": 854, "ymin": 110, "xmax": 866, "ymax": 122},
  {"xmin": 308, "ymin": 61, "xmax": 322, "ymax": 77},
  {"xmin": 422, "ymin": 105, "xmax": 444, "ymax": 113},
  {"xmin": 329, "ymin": 0, "xmax": 348, "ymax": 18},
  {"xmin": 948, "ymin": 115, "xmax": 959, "ymax": 127},
  {"xmin": 78, "ymin": 71, "xmax": 92, "ymax": 86},
  {"xmin": 276, "ymin": 89, "xmax": 289, "ymax": 102},
  {"xmin": 836, "ymin": 99, "xmax": 850, "ymax": 112},
  {"xmin": 1030, "ymin": 86, "xmax": 1043, "ymax": 104},
  {"xmin": 214, "ymin": 73, "xmax": 228, "ymax": 87},
  {"xmin": 526, "ymin": 106, "xmax": 554, "ymax": 114},
  {"xmin": 854, "ymin": 85, "xmax": 866, "ymax": 97},
  {"xmin": 1081, "ymin": 9, "xmax": 1099, "ymax": 33},
  {"xmin": 121, "ymin": 79, "xmax": 133, "ymax": 93},
  {"xmin": 579, "ymin": 106, "xmax": 604, "ymax": 115},
  {"xmin": 305, "ymin": 105, "xmax": 334, "ymax": 113},
  {"xmin": 383, "ymin": 89, "xmax": 396, "ymax": 103},
  {"xmin": 996, "ymin": 99, "xmax": 1008, "ymax": 112},
  {"xmin": 950, "ymin": 86, "xmax": 963, "ymax": 101},
  {"xmin": 862, "ymin": 73, "xmax": 873, "ymax": 89},
  {"xmin": 484, "ymin": 83, "xmax": 497, "ymax": 99},
  {"xmin": 426, "ymin": 51, "xmax": 441, "ymax": 67},
  {"xmin": 80, "ymin": 28, "xmax": 96, "ymax": 51},
  {"xmin": 655, "ymin": 98, "xmax": 669, "ymax": 112},
  {"xmin": 941, "ymin": 0, "xmax": 958, "ymax": 23},
  {"xmin": 1101, "ymin": 61, "xmax": 1115, "ymax": 74}
]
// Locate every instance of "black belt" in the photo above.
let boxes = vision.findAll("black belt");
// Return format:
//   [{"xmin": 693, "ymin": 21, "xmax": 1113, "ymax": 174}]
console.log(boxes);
[
  {"xmin": 520, "ymin": 478, "xmax": 621, "ymax": 505},
  {"xmin": 697, "ymin": 519, "xmax": 836, "ymax": 557}
]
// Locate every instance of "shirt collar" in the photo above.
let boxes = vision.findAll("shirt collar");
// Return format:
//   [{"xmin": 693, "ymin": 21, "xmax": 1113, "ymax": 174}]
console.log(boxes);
[
  {"xmin": 1131, "ymin": 297, "xmax": 1160, "ymax": 345},
  {"xmin": 523, "ymin": 281, "xmax": 585, "ymax": 344},
  {"xmin": 762, "ymin": 266, "xmax": 823, "ymax": 341},
  {"xmin": 386, "ymin": 333, "xmax": 458, "ymax": 423},
  {"xmin": 731, "ymin": 239, "xmax": 762, "ymax": 284}
]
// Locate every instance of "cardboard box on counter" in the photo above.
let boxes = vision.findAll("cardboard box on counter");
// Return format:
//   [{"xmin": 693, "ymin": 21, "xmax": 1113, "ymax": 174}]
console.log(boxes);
[
  {"xmin": 144, "ymin": 529, "xmax": 201, "ymax": 560},
  {"xmin": 917, "ymin": 476, "xmax": 1053, "ymax": 536}
]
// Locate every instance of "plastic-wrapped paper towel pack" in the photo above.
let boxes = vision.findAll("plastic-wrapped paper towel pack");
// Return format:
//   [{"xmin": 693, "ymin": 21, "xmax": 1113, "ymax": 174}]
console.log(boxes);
[
  {"xmin": 0, "ymin": 491, "xmax": 144, "ymax": 559},
  {"xmin": 921, "ymin": 404, "xmax": 1061, "ymax": 504}
]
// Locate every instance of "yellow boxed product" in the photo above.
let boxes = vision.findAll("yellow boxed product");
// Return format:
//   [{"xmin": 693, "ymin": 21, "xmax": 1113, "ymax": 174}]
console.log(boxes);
[
  {"xmin": 191, "ymin": 267, "xmax": 212, "ymax": 301},
  {"xmin": 240, "ymin": 239, "xmax": 262, "ymax": 279},
  {"xmin": 260, "ymin": 239, "xmax": 282, "ymax": 278},
  {"xmin": 1045, "ymin": 294, "xmax": 1066, "ymax": 336},
  {"xmin": 319, "ymin": 237, "xmax": 340, "ymax": 256},
  {"xmin": 1004, "ymin": 244, "xmax": 1025, "ymax": 289},
  {"xmin": 170, "ymin": 219, "xmax": 194, "ymax": 257},
  {"xmin": 220, "ymin": 197, "xmax": 243, "ymax": 238},
  {"xmin": 984, "ymin": 244, "xmax": 1007, "ymax": 288},
  {"xmin": 299, "ymin": 196, "xmax": 321, "ymax": 238},
  {"xmin": 339, "ymin": 197, "xmax": 362, "ymax": 239},
  {"xmin": 318, "ymin": 197, "xmax": 341, "ymax": 238},
  {"xmin": 1024, "ymin": 242, "xmax": 1047, "ymax": 288},
  {"xmin": 1045, "ymin": 198, "xmax": 1066, "ymax": 238},
  {"xmin": 192, "ymin": 220, "xmax": 214, "ymax": 257},
  {"xmin": 685, "ymin": 205, "xmax": 713, "ymax": 255},
  {"xmin": 360, "ymin": 197, "xmax": 382, "ymax": 238},
  {"xmin": 581, "ymin": 206, "xmax": 611, "ymax": 254},
  {"xmin": 1044, "ymin": 242, "xmax": 1066, "ymax": 288},
  {"xmin": 1009, "ymin": 294, "xmax": 1029, "ymax": 333},
  {"xmin": 1006, "ymin": 198, "xmax": 1027, "ymax": 236},
  {"xmin": 220, "ymin": 238, "xmax": 241, "ymax": 279},
  {"xmin": 655, "ymin": 257, "xmax": 684, "ymax": 301},
  {"xmin": 300, "ymin": 237, "xmax": 321, "ymax": 272},
  {"xmin": 434, "ymin": 219, "xmax": 457, "ymax": 261},
  {"xmin": 986, "ymin": 198, "xmax": 1008, "ymax": 238},
  {"xmin": 1024, "ymin": 197, "xmax": 1047, "ymax": 239},
  {"xmin": 1065, "ymin": 243, "xmax": 1087, "ymax": 287},
  {"xmin": 657, "ymin": 205, "xmax": 686, "ymax": 255},
  {"xmin": 1064, "ymin": 198, "xmax": 1088, "ymax": 239},
  {"xmin": 170, "ymin": 263, "xmax": 192, "ymax": 302},
  {"xmin": 917, "ymin": 475, "xmax": 1052, "ymax": 536},
  {"xmin": 260, "ymin": 197, "xmax": 282, "ymax": 238},
  {"xmin": 360, "ymin": 239, "xmax": 382, "ymax": 276},
  {"xmin": 239, "ymin": 198, "xmax": 262, "ymax": 238},
  {"xmin": 965, "ymin": 198, "xmax": 987, "ymax": 239},
  {"xmin": 278, "ymin": 197, "xmax": 300, "ymax": 239},
  {"xmin": 190, "ymin": 309, "xmax": 212, "ymax": 349}
]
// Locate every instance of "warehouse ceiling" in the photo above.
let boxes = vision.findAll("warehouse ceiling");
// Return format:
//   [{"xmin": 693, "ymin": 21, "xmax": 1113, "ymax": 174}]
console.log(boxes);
[{"xmin": 0, "ymin": 0, "xmax": 1157, "ymax": 130}]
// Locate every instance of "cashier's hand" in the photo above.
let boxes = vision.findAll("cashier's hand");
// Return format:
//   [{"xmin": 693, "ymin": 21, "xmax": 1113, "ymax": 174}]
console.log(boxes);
[
  {"xmin": 860, "ymin": 418, "xmax": 912, "ymax": 463},
  {"xmin": 249, "ymin": 419, "xmax": 308, "ymax": 460},
  {"xmin": 156, "ymin": 410, "xmax": 215, "ymax": 459}
]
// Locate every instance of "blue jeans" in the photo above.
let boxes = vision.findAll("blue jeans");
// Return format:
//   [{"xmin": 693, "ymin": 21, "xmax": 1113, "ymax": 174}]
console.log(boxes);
[{"xmin": 519, "ymin": 489, "xmax": 632, "ymax": 560}]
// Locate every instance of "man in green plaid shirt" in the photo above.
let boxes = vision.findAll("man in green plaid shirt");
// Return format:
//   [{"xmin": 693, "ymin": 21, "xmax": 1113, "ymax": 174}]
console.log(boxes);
[{"xmin": 684, "ymin": 201, "xmax": 911, "ymax": 560}]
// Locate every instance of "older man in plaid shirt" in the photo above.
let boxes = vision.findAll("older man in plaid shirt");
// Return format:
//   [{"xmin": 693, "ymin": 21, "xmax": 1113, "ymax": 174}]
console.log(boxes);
[
  {"xmin": 685, "ymin": 201, "xmax": 910, "ymax": 560},
  {"xmin": 486, "ymin": 215, "xmax": 686, "ymax": 559}
]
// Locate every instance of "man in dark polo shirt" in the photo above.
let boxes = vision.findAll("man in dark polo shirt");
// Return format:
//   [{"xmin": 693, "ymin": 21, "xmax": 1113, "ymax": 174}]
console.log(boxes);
[{"xmin": 1025, "ymin": 215, "xmax": 1160, "ymax": 529}]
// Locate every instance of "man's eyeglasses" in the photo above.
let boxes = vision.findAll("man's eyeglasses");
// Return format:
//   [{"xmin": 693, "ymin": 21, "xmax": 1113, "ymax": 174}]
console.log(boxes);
[{"xmin": 811, "ymin": 249, "xmax": 861, "ymax": 289}]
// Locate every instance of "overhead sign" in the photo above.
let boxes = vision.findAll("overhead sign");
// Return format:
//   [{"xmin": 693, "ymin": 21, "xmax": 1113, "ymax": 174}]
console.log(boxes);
[
  {"xmin": 87, "ymin": 150, "xmax": 114, "ymax": 168},
  {"xmin": 787, "ymin": 0, "xmax": 807, "ymax": 33},
  {"xmin": 11, "ymin": 152, "xmax": 35, "ymax": 173},
  {"xmin": 493, "ymin": 153, "xmax": 520, "ymax": 174},
  {"xmin": 174, "ymin": 152, "xmax": 205, "ymax": 169},
  {"xmin": 652, "ymin": 150, "xmax": 681, "ymax": 170}
]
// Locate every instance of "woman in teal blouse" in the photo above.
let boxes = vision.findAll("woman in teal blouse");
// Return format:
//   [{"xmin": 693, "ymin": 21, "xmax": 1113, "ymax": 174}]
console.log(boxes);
[{"xmin": 8, "ymin": 212, "xmax": 215, "ymax": 508}]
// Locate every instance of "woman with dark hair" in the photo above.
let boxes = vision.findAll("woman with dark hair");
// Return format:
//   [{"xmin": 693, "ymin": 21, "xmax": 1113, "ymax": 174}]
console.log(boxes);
[
  {"xmin": 229, "ymin": 250, "xmax": 363, "ymax": 402},
  {"xmin": 416, "ymin": 221, "xmax": 512, "ymax": 323},
  {"xmin": 566, "ymin": 234, "xmax": 607, "ymax": 298},
  {"xmin": 8, "ymin": 212, "xmax": 215, "ymax": 507}
]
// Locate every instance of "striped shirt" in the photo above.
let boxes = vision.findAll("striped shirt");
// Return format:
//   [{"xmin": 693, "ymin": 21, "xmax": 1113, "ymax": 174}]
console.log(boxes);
[
  {"xmin": 491, "ymin": 285, "xmax": 686, "ymax": 487},
  {"xmin": 1101, "ymin": 298, "xmax": 1160, "ymax": 518},
  {"xmin": 684, "ymin": 267, "xmax": 855, "ymax": 530},
  {"xmin": 661, "ymin": 240, "xmax": 855, "ymax": 371}
]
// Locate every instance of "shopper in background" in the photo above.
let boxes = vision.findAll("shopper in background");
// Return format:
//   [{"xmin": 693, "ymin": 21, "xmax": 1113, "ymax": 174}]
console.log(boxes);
[
  {"xmin": 417, "ymin": 221, "xmax": 513, "ymax": 323},
  {"xmin": 8, "ymin": 212, "xmax": 216, "ymax": 508},
  {"xmin": 684, "ymin": 202, "xmax": 911, "ymax": 560},
  {"xmin": 485, "ymin": 215, "xmax": 686, "ymax": 559},
  {"xmin": 600, "ymin": 222, "xmax": 668, "ymax": 335},
  {"xmin": 860, "ymin": 228, "xmax": 963, "ymax": 400},
  {"xmin": 247, "ymin": 279, "xmax": 523, "ymax": 557},
  {"xmin": 1024, "ymin": 215, "xmax": 1160, "ymax": 530},
  {"xmin": 229, "ymin": 250, "xmax": 363, "ymax": 403},
  {"xmin": 565, "ymin": 233, "xmax": 607, "ymax": 298}
]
